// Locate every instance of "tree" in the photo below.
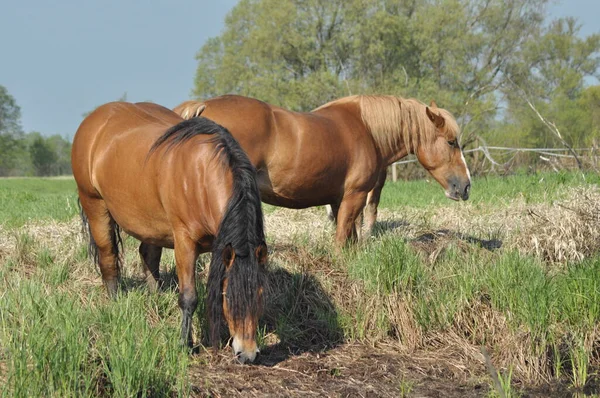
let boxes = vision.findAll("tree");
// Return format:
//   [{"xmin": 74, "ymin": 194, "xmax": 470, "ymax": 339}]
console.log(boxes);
[
  {"xmin": 29, "ymin": 136, "xmax": 57, "ymax": 176},
  {"xmin": 194, "ymin": 0, "xmax": 351, "ymax": 111},
  {"xmin": 45, "ymin": 134, "xmax": 72, "ymax": 175},
  {"xmin": 502, "ymin": 18, "xmax": 600, "ymax": 147},
  {"xmin": 0, "ymin": 85, "xmax": 24, "ymax": 176},
  {"xmin": 0, "ymin": 85, "xmax": 22, "ymax": 135},
  {"xmin": 193, "ymin": 0, "xmax": 552, "ymax": 141}
]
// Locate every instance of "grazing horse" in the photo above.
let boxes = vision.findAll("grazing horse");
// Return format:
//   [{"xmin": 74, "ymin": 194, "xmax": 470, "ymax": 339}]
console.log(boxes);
[
  {"xmin": 174, "ymin": 95, "xmax": 471, "ymax": 245},
  {"xmin": 72, "ymin": 102, "xmax": 267, "ymax": 363}
]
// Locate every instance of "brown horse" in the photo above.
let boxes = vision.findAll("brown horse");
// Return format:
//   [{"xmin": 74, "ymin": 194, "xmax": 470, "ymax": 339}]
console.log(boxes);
[
  {"xmin": 72, "ymin": 102, "xmax": 267, "ymax": 363},
  {"xmin": 174, "ymin": 94, "xmax": 471, "ymax": 244}
]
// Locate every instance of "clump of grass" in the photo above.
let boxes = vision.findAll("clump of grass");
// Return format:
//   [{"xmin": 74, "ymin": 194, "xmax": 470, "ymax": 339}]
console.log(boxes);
[
  {"xmin": 0, "ymin": 281, "xmax": 97, "ymax": 397},
  {"xmin": 569, "ymin": 335, "xmax": 590, "ymax": 391},
  {"xmin": 95, "ymin": 292, "xmax": 190, "ymax": 397},
  {"xmin": 348, "ymin": 235, "xmax": 425, "ymax": 295},
  {"xmin": 0, "ymin": 251, "xmax": 190, "ymax": 397},
  {"xmin": 511, "ymin": 187, "xmax": 600, "ymax": 263}
]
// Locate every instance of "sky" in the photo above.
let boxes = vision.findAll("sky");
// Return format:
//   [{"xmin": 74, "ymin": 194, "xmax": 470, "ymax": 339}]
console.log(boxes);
[{"xmin": 0, "ymin": 0, "xmax": 598, "ymax": 138}]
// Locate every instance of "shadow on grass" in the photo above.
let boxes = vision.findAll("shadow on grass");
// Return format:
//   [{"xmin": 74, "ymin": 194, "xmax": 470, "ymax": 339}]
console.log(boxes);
[
  {"xmin": 413, "ymin": 229, "xmax": 502, "ymax": 251},
  {"xmin": 373, "ymin": 220, "xmax": 502, "ymax": 252},
  {"xmin": 114, "ymin": 247, "xmax": 344, "ymax": 367},
  {"xmin": 257, "ymin": 267, "xmax": 344, "ymax": 366}
]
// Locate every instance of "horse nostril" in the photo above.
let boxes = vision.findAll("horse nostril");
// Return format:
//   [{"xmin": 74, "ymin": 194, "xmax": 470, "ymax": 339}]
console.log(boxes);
[
  {"xmin": 235, "ymin": 350, "xmax": 242, "ymax": 357},
  {"xmin": 463, "ymin": 183, "xmax": 471, "ymax": 200}
]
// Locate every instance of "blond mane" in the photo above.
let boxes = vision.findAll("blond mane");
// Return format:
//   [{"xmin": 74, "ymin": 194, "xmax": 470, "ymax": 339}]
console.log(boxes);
[
  {"xmin": 173, "ymin": 100, "xmax": 206, "ymax": 120},
  {"xmin": 315, "ymin": 95, "xmax": 459, "ymax": 154}
]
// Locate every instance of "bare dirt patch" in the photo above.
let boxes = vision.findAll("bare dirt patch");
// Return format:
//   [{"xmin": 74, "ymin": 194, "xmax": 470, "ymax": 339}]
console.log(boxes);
[{"xmin": 189, "ymin": 344, "xmax": 489, "ymax": 397}]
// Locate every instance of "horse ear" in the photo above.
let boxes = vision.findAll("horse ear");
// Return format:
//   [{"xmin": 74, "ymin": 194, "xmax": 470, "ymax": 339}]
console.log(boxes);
[
  {"xmin": 255, "ymin": 242, "xmax": 268, "ymax": 265},
  {"xmin": 223, "ymin": 244, "xmax": 235, "ymax": 268},
  {"xmin": 426, "ymin": 107, "xmax": 445, "ymax": 129},
  {"xmin": 430, "ymin": 100, "xmax": 438, "ymax": 108}
]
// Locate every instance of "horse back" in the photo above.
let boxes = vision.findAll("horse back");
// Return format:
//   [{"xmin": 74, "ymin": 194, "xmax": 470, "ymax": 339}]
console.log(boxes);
[{"xmin": 72, "ymin": 102, "xmax": 228, "ymax": 248}]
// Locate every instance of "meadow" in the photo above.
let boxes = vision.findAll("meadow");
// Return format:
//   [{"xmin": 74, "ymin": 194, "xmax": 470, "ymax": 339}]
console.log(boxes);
[{"xmin": 0, "ymin": 172, "xmax": 599, "ymax": 397}]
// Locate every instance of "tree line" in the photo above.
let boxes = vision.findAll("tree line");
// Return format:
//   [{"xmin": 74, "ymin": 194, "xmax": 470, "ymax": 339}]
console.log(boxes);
[{"xmin": 0, "ymin": 85, "xmax": 71, "ymax": 177}]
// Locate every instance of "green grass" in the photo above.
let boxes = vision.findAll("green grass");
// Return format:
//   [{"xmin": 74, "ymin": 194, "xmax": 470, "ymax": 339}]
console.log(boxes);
[
  {"xmin": 0, "ymin": 256, "xmax": 190, "ymax": 397},
  {"xmin": 0, "ymin": 171, "xmax": 598, "ymax": 394},
  {"xmin": 1, "ymin": 171, "xmax": 594, "ymax": 228},
  {"xmin": 0, "ymin": 177, "xmax": 78, "ymax": 227},
  {"xmin": 379, "ymin": 170, "xmax": 600, "ymax": 209},
  {"xmin": 343, "ymin": 235, "xmax": 600, "ymax": 389}
]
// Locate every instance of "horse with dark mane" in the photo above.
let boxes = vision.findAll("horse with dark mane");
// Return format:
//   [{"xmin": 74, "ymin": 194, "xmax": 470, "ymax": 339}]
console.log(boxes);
[
  {"xmin": 72, "ymin": 102, "xmax": 266, "ymax": 363},
  {"xmin": 174, "ymin": 94, "xmax": 471, "ymax": 244}
]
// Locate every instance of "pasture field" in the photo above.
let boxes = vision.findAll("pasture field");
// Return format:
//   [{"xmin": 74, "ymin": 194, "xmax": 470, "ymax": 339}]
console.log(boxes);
[{"xmin": 1, "ymin": 172, "xmax": 599, "ymax": 397}]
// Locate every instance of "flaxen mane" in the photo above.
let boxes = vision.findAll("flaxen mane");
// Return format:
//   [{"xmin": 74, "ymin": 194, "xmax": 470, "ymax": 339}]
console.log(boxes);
[
  {"xmin": 315, "ymin": 95, "xmax": 459, "ymax": 154},
  {"xmin": 172, "ymin": 100, "xmax": 206, "ymax": 119}
]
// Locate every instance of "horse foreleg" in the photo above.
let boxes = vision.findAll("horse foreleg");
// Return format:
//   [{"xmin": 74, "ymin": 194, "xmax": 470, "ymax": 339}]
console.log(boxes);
[
  {"xmin": 139, "ymin": 242, "xmax": 163, "ymax": 293},
  {"xmin": 79, "ymin": 195, "xmax": 121, "ymax": 298},
  {"xmin": 335, "ymin": 192, "xmax": 368, "ymax": 247},
  {"xmin": 364, "ymin": 169, "xmax": 387, "ymax": 238},
  {"xmin": 173, "ymin": 232, "xmax": 199, "ymax": 347}
]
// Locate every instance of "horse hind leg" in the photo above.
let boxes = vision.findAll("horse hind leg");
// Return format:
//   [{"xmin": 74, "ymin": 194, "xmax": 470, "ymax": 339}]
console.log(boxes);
[
  {"xmin": 139, "ymin": 242, "xmax": 163, "ymax": 293},
  {"xmin": 354, "ymin": 210, "xmax": 364, "ymax": 242},
  {"xmin": 327, "ymin": 203, "xmax": 340, "ymax": 224},
  {"xmin": 79, "ymin": 195, "xmax": 122, "ymax": 298}
]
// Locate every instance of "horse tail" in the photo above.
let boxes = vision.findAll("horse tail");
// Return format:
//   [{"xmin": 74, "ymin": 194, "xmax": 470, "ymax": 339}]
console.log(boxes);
[
  {"xmin": 77, "ymin": 198, "xmax": 123, "ymax": 273},
  {"xmin": 78, "ymin": 197, "xmax": 98, "ymax": 265},
  {"xmin": 172, "ymin": 100, "xmax": 206, "ymax": 120}
]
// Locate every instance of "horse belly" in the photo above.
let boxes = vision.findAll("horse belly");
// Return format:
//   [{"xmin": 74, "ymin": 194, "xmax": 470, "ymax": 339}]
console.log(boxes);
[
  {"xmin": 93, "ymin": 151, "xmax": 174, "ymax": 248},
  {"xmin": 257, "ymin": 168, "xmax": 344, "ymax": 208},
  {"xmin": 102, "ymin": 193, "xmax": 175, "ymax": 248}
]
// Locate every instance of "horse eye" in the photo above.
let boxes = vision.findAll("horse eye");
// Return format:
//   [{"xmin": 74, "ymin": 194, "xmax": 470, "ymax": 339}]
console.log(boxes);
[{"xmin": 447, "ymin": 140, "xmax": 457, "ymax": 147}]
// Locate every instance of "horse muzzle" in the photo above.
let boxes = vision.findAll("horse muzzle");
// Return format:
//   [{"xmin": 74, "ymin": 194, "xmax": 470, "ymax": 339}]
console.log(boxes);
[
  {"xmin": 232, "ymin": 336, "xmax": 259, "ymax": 364},
  {"xmin": 445, "ymin": 177, "xmax": 471, "ymax": 201}
]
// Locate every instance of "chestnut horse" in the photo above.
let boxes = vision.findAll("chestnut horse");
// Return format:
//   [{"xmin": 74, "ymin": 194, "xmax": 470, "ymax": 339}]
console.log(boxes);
[
  {"xmin": 174, "ymin": 95, "xmax": 471, "ymax": 244},
  {"xmin": 72, "ymin": 102, "xmax": 266, "ymax": 363}
]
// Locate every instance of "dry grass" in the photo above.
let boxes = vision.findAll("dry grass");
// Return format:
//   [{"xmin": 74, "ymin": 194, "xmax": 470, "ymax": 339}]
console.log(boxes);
[{"xmin": 512, "ymin": 187, "xmax": 600, "ymax": 263}]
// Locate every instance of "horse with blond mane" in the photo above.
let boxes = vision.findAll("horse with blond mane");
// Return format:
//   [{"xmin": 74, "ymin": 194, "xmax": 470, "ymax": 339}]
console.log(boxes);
[{"xmin": 174, "ymin": 94, "xmax": 471, "ymax": 244}]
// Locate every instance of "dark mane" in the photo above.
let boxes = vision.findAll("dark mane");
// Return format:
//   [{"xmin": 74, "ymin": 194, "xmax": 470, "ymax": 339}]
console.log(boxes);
[
  {"xmin": 150, "ymin": 117, "xmax": 265, "ymax": 348},
  {"xmin": 149, "ymin": 116, "xmax": 228, "ymax": 154}
]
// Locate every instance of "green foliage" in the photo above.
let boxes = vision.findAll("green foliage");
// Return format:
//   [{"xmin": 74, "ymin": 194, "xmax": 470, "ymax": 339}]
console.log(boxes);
[
  {"xmin": 0, "ymin": 84, "xmax": 22, "ymax": 136},
  {"xmin": 503, "ymin": 18, "xmax": 600, "ymax": 147},
  {"xmin": 30, "ymin": 136, "xmax": 58, "ymax": 176},
  {"xmin": 0, "ymin": 85, "xmax": 72, "ymax": 176},
  {"xmin": 194, "ymin": 0, "xmax": 599, "ymax": 150}
]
